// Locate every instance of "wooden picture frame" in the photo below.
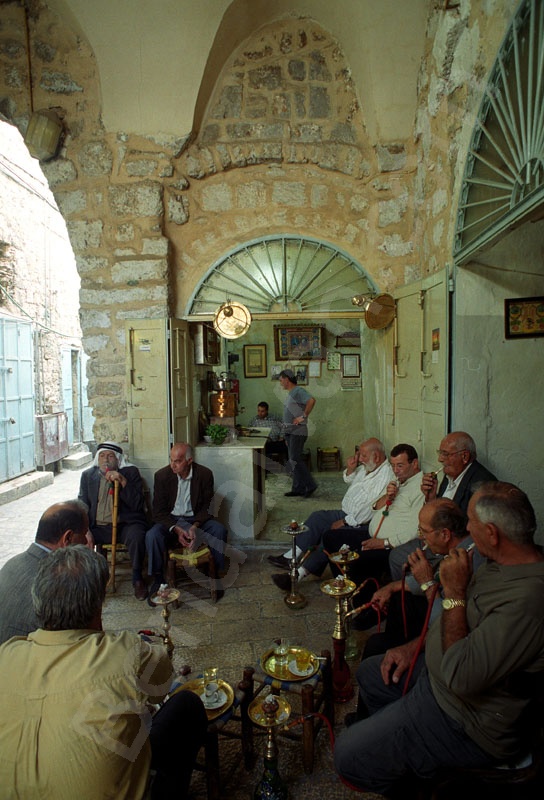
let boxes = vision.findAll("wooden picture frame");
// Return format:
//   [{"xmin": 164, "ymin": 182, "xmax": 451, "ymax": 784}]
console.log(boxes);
[
  {"xmin": 504, "ymin": 296, "xmax": 544, "ymax": 339},
  {"xmin": 274, "ymin": 324, "xmax": 325, "ymax": 360},
  {"xmin": 295, "ymin": 364, "xmax": 308, "ymax": 385},
  {"xmin": 243, "ymin": 344, "xmax": 267, "ymax": 378},
  {"xmin": 335, "ymin": 332, "xmax": 361, "ymax": 348},
  {"xmin": 342, "ymin": 353, "xmax": 361, "ymax": 378}
]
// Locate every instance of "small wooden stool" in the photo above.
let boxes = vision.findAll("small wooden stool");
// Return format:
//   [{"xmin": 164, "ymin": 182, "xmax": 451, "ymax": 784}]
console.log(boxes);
[
  {"xmin": 317, "ymin": 447, "xmax": 341, "ymax": 471},
  {"xmin": 167, "ymin": 545, "xmax": 217, "ymax": 603}
]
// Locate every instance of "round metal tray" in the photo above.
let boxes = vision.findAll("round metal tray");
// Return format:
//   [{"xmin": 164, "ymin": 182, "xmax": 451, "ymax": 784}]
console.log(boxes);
[
  {"xmin": 249, "ymin": 694, "xmax": 291, "ymax": 728},
  {"xmin": 320, "ymin": 577, "xmax": 356, "ymax": 596},
  {"xmin": 171, "ymin": 677, "xmax": 234, "ymax": 721},
  {"xmin": 261, "ymin": 646, "xmax": 319, "ymax": 681}
]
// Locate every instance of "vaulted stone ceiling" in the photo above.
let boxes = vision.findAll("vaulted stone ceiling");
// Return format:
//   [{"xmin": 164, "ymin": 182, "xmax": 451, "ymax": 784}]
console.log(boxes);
[{"xmin": 52, "ymin": 0, "xmax": 429, "ymax": 143}]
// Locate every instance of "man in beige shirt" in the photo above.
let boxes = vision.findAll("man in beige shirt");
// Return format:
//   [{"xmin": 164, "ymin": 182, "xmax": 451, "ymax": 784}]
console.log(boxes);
[{"xmin": 0, "ymin": 545, "xmax": 207, "ymax": 799}]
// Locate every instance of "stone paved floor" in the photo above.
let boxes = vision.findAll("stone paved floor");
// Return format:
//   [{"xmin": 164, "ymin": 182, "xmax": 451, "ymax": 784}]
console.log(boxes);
[{"xmin": 0, "ymin": 466, "xmax": 382, "ymax": 799}]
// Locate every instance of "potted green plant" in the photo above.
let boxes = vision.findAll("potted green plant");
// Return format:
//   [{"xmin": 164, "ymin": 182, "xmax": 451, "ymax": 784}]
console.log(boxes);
[{"xmin": 205, "ymin": 423, "xmax": 229, "ymax": 446}]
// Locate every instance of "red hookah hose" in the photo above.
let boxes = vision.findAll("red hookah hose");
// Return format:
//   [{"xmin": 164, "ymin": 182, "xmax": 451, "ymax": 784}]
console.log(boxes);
[
  {"xmin": 402, "ymin": 583, "xmax": 439, "ymax": 695},
  {"xmin": 401, "ymin": 566, "xmax": 409, "ymax": 639}
]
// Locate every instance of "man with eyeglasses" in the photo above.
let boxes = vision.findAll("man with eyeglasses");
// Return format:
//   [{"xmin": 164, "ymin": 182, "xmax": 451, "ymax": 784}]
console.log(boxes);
[
  {"xmin": 346, "ymin": 498, "xmax": 472, "ymax": 654},
  {"xmin": 389, "ymin": 431, "xmax": 497, "ymax": 581},
  {"xmin": 335, "ymin": 482, "xmax": 544, "ymax": 795}
]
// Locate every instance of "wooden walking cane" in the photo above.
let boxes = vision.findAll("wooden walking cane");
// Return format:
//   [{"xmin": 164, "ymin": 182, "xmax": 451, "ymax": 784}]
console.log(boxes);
[{"xmin": 107, "ymin": 479, "xmax": 120, "ymax": 592}]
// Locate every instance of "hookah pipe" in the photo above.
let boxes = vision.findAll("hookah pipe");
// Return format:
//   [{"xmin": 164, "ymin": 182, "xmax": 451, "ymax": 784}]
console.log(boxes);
[{"xmin": 343, "ymin": 577, "xmax": 385, "ymax": 631}]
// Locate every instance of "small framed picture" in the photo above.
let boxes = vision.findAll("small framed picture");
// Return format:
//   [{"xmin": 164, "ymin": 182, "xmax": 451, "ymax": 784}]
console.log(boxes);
[
  {"xmin": 504, "ymin": 296, "xmax": 544, "ymax": 338},
  {"xmin": 295, "ymin": 364, "xmax": 308, "ymax": 385},
  {"xmin": 271, "ymin": 364, "xmax": 282, "ymax": 380},
  {"xmin": 243, "ymin": 344, "xmax": 267, "ymax": 378},
  {"xmin": 308, "ymin": 360, "xmax": 321, "ymax": 378},
  {"xmin": 342, "ymin": 353, "xmax": 361, "ymax": 378},
  {"xmin": 326, "ymin": 351, "xmax": 341, "ymax": 370}
]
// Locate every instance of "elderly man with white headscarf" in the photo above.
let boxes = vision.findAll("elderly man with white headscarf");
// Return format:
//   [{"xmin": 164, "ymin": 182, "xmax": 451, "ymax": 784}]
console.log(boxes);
[{"xmin": 78, "ymin": 442, "xmax": 148, "ymax": 600}]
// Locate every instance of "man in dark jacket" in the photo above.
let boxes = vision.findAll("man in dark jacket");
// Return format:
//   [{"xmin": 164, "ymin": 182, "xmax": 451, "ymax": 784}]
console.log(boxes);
[
  {"xmin": 0, "ymin": 499, "xmax": 90, "ymax": 644},
  {"xmin": 389, "ymin": 431, "xmax": 497, "ymax": 580},
  {"xmin": 145, "ymin": 442, "xmax": 228, "ymax": 603},
  {"xmin": 78, "ymin": 441, "xmax": 148, "ymax": 600}
]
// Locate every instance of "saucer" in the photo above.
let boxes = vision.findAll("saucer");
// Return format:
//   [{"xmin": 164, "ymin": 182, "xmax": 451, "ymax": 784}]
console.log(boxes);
[
  {"xmin": 201, "ymin": 689, "xmax": 228, "ymax": 710},
  {"xmin": 288, "ymin": 660, "xmax": 314, "ymax": 677}
]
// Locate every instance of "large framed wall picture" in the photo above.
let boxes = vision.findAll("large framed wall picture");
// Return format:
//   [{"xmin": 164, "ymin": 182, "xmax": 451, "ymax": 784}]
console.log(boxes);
[{"xmin": 274, "ymin": 324, "xmax": 325, "ymax": 360}]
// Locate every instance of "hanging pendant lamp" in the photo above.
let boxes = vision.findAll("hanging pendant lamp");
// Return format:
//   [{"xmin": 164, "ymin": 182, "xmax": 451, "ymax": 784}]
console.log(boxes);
[{"xmin": 213, "ymin": 300, "xmax": 252, "ymax": 339}]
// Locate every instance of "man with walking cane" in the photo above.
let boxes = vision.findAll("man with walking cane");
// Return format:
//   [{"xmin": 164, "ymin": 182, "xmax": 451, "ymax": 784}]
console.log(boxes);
[{"xmin": 78, "ymin": 441, "xmax": 148, "ymax": 600}]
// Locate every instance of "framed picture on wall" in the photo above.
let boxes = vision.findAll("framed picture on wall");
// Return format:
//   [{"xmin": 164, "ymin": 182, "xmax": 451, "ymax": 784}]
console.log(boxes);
[
  {"xmin": 271, "ymin": 364, "xmax": 282, "ymax": 380},
  {"xmin": 274, "ymin": 324, "xmax": 325, "ymax": 360},
  {"xmin": 243, "ymin": 344, "xmax": 267, "ymax": 378},
  {"xmin": 326, "ymin": 351, "xmax": 341, "ymax": 370},
  {"xmin": 308, "ymin": 360, "xmax": 321, "ymax": 378},
  {"xmin": 295, "ymin": 364, "xmax": 308, "ymax": 385},
  {"xmin": 342, "ymin": 353, "xmax": 360, "ymax": 378},
  {"xmin": 504, "ymin": 296, "xmax": 544, "ymax": 338}
]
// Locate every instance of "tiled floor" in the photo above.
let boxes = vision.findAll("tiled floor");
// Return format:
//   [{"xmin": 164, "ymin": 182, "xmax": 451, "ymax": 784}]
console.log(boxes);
[{"xmin": 1, "ymin": 466, "xmax": 381, "ymax": 799}]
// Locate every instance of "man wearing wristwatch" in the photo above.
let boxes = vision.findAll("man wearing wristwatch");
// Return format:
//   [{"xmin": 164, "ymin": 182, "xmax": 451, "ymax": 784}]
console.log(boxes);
[
  {"xmin": 335, "ymin": 482, "xmax": 544, "ymax": 796},
  {"xmin": 356, "ymin": 498, "xmax": 469, "ymax": 649}
]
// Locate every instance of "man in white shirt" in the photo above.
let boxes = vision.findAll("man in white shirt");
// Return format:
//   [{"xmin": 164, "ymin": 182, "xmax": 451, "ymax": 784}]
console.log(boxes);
[{"xmin": 270, "ymin": 437, "xmax": 394, "ymax": 590}]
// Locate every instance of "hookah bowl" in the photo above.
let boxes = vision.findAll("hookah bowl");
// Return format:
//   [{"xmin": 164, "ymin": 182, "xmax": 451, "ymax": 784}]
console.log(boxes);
[
  {"xmin": 149, "ymin": 587, "xmax": 181, "ymax": 659},
  {"xmin": 320, "ymin": 575, "xmax": 356, "ymax": 702},
  {"xmin": 281, "ymin": 522, "xmax": 309, "ymax": 610},
  {"xmin": 250, "ymin": 693, "xmax": 291, "ymax": 800}
]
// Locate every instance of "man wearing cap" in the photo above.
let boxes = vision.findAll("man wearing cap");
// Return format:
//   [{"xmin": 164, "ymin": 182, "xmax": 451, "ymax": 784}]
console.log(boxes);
[
  {"xmin": 78, "ymin": 442, "xmax": 148, "ymax": 600},
  {"xmin": 279, "ymin": 369, "xmax": 317, "ymax": 498}
]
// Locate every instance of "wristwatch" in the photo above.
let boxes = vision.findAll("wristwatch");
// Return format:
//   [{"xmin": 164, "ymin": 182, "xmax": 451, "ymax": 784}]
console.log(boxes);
[
  {"xmin": 442, "ymin": 598, "xmax": 466, "ymax": 610},
  {"xmin": 420, "ymin": 579, "xmax": 436, "ymax": 592}
]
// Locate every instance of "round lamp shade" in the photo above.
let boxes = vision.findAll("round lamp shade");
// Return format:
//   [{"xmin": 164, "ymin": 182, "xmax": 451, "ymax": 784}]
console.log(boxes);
[{"xmin": 213, "ymin": 301, "xmax": 252, "ymax": 339}]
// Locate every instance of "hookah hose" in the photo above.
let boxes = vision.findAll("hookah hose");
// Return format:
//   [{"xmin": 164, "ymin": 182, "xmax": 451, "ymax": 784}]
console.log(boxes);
[
  {"xmin": 401, "ymin": 583, "xmax": 439, "ymax": 696},
  {"xmin": 281, "ymin": 712, "xmax": 367, "ymax": 793},
  {"xmin": 347, "ymin": 577, "xmax": 384, "ymax": 630}
]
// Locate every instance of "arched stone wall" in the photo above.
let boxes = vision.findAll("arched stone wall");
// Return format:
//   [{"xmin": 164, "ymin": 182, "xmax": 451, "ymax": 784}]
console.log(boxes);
[
  {"xmin": 166, "ymin": 17, "xmax": 418, "ymax": 314},
  {"xmin": 0, "ymin": 0, "xmax": 520, "ymax": 444}
]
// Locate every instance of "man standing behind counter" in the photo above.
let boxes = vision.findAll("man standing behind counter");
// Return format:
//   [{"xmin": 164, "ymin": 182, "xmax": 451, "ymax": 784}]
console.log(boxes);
[{"xmin": 279, "ymin": 369, "xmax": 317, "ymax": 498}]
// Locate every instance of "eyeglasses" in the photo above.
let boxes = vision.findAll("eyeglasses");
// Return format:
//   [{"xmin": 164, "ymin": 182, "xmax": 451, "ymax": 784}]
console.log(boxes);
[
  {"xmin": 436, "ymin": 449, "xmax": 466, "ymax": 458},
  {"xmin": 417, "ymin": 526, "xmax": 440, "ymax": 537}
]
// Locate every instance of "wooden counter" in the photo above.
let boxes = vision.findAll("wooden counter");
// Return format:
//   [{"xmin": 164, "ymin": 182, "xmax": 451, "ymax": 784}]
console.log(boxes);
[{"xmin": 194, "ymin": 437, "xmax": 267, "ymax": 544}]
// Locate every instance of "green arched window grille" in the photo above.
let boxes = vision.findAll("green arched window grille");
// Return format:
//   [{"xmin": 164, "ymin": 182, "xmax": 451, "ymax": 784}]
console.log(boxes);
[
  {"xmin": 455, "ymin": 0, "xmax": 544, "ymax": 263},
  {"xmin": 187, "ymin": 235, "xmax": 374, "ymax": 317}
]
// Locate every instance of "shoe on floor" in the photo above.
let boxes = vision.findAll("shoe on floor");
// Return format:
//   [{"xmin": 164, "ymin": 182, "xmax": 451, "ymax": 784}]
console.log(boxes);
[
  {"xmin": 303, "ymin": 487, "xmax": 317, "ymax": 497},
  {"xmin": 272, "ymin": 573, "xmax": 291, "ymax": 592},
  {"xmin": 284, "ymin": 491, "xmax": 302, "ymax": 497},
  {"xmin": 147, "ymin": 581, "xmax": 161, "ymax": 607},
  {"xmin": 133, "ymin": 580, "xmax": 148, "ymax": 601},
  {"xmin": 267, "ymin": 554, "xmax": 290, "ymax": 570}
]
